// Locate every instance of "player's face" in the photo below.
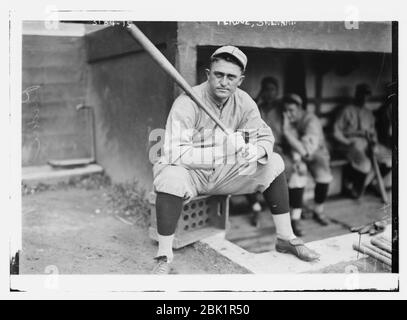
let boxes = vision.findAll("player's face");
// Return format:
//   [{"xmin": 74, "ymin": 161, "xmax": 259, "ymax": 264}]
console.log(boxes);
[
  {"xmin": 284, "ymin": 103, "xmax": 302, "ymax": 123},
  {"xmin": 206, "ymin": 59, "xmax": 244, "ymax": 102}
]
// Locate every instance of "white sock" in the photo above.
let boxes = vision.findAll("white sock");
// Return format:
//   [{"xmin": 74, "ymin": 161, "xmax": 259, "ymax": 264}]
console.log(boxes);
[
  {"xmin": 291, "ymin": 208, "xmax": 302, "ymax": 221},
  {"xmin": 252, "ymin": 202, "xmax": 262, "ymax": 212},
  {"xmin": 156, "ymin": 234, "xmax": 174, "ymax": 263},
  {"xmin": 272, "ymin": 212, "xmax": 296, "ymax": 241}
]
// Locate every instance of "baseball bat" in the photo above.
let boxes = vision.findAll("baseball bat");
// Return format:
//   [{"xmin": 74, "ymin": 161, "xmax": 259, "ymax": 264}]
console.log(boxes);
[
  {"xmin": 353, "ymin": 242, "xmax": 391, "ymax": 266},
  {"xmin": 377, "ymin": 235, "xmax": 391, "ymax": 245},
  {"xmin": 366, "ymin": 132, "xmax": 388, "ymax": 204},
  {"xmin": 371, "ymin": 152, "xmax": 389, "ymax": 204},
  {"xmin": 363, "ymin": 243, "xmax": 392, "ymax": 260},
  {"xmin": 371, "ymin": 237, "xmax": 392, "ymax": 253},
  {"xmin": 126, "ymin": 24, "xmax": 232, "ymax": 135}
]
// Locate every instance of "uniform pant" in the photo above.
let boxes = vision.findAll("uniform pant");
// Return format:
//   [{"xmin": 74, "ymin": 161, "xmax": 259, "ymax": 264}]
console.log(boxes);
[
  {"xmin": 282, "ymin": 150, "xmax": 333, "ymax": 188},
  {"xmin": 153, "ymin": 152, "xmax": 289, "ymax": 235},
  {"xmin": 153, "ymin": 152, "xmax": 285, "ymax": 202},
  {"xmin": 338, "ymin": 138, "xmax": 392, "ymax": 174}
]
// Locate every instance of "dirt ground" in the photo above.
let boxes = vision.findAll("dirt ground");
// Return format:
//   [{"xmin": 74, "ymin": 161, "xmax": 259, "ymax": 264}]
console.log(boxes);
[
  {"xmin": 21, "ymin": 185, "xmax": 393, "ymax": 275},
  {"xmin": 21, "ymin": 188, "xmax": 249, "ymax": 274}
]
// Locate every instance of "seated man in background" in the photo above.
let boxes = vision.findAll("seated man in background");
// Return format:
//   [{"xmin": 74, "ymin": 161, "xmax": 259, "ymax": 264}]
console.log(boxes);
[
  {"xmin": 333, "ymin": 83, "xmax": 392, "ymax": 198},
  {"xmin": 281, "ymin": 94, "xmax": 333, "ymax": 236}
]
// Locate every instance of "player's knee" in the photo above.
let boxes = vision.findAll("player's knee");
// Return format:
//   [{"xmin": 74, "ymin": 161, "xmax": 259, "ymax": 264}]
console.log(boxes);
[
  {"xmin": 153, "ymin": 166, "xmax": 190, "ymax": 197},
  {"xmin": 288, "ymin": 172, "xmax": 307, "ymax": 188},
  {"xmin": 269, "ymin": 152, "xmax": 285, "ymax": 176},
  {"xmin": 354, "ymin": 160, "xmax": 372, "ymax": 174},
  {"xmin": 311, "ymin": 160, "xmax": 333, "ymax": 184},
  {"xmin": 314, "ymin": 170, "xmax": 333, "ymax": 184}
]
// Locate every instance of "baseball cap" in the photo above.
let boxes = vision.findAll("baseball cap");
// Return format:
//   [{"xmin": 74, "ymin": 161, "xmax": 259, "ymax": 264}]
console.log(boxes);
[{"xmin": 211, "ymin": 45, "xmax": 248, "ymax": 71}]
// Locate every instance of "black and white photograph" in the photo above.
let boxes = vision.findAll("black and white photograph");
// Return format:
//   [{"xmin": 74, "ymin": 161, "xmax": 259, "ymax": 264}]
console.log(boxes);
[{"xmin": 3, "ymin": 1, "xmax": 405, "ymax": 301}]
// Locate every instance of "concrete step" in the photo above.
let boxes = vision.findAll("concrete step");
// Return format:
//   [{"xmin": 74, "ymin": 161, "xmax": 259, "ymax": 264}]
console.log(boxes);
[{"xmin": 22, "ymin": 163, "xmax": 103, "ymax": 185}]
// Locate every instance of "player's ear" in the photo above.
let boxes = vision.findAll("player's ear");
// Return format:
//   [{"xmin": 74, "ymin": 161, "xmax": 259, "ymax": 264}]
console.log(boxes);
[
  {"xmin": 205, "ymin": 68, "xmax": 210, "ymax": 80},
  {"xmin": 237, "ymin": 75, "xmax": 245, "ymax": 87}
]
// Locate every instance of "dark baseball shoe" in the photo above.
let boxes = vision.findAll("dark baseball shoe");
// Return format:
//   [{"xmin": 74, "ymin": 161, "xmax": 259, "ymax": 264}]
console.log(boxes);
[
  {"xmin": 291, "ymin": 219, "xmax": 305, "ymax": 237},
  {"xmin": 313, "ymin": 211, "xmax": 330, "ymax": 226},
  {"xmin": 151, "ymin": 256, "xmax": 171, "ymax": 274},
  {"xmin": 275, "ymin": 237, "xmax": 320, "ymax": 262}
]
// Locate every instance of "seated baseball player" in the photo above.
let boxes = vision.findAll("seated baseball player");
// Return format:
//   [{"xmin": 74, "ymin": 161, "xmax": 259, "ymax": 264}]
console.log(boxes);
[
  {"xmin": 281, "ymin": 94, "xmax": 333, "ymax": 236},
  {"xmin": 333, "ymin": 83, "xmax": 392, "ymax": 199},
  {"xmin": 151, "ymin": 46, "xmax": 320, "ymax": 274}
]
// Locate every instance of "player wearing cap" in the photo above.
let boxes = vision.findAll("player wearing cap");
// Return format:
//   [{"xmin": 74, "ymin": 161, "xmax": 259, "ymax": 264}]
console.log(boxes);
[
  {"xmin": 281, "ymin": 94, "xmax": 333, "ymax": 236},
  {"xmin": 151, "ymin": 46, "xmax": 320, "ymax": 274},
  {"xmin": 333, "ymin": 83, "xmax": 392, "ymax": 198}
]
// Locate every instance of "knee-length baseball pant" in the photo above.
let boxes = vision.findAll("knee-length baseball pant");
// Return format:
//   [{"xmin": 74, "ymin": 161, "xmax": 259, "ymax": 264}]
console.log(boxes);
[{"xmin": 153, "ymin": 152, "xmax": 289, "ymax": 235}]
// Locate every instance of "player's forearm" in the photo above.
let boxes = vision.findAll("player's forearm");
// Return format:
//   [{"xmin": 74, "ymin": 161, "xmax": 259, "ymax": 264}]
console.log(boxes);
[
  {"xmin": 333, "ymin": 130, "xmax": 352, "ymax": 146},
  {"xmin": 255, "ymin": 140, "xmax": 272, "ymax": 164},
  {"xmin": 252, "ymin": 126, "xmax": 274, "ymax": 163},
  {"xmin": 283, "ymin": 132, "xmax": 307, "ymax": 157},
  {"xmin": 165, "ymin": 145, "xmax": 241, "ymax": 170}
]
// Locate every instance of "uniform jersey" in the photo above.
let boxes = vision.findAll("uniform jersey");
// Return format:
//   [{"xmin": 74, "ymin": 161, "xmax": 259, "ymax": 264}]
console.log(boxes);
[
  {"xmin": 286, "ymin": 111, "xmax": 328, "ymax": 156},
  {"xmin": 157, "ymin": 81, "xmax": 274, "ymax": 170},
  {"xmin": 334, "ymin": 104, "xmax": 377, "ymax": 140}
]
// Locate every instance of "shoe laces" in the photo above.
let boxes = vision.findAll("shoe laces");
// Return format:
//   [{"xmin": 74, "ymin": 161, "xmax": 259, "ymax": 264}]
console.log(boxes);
[{"xmin": 152, "ymin": 256, "xmax": 170, "ymax": 274}]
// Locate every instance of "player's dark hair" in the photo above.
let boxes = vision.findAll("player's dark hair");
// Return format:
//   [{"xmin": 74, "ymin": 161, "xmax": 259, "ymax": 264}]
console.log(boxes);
[{"xmin": 283, "ymin": 95, "xmax": 304, "ymax": 109}]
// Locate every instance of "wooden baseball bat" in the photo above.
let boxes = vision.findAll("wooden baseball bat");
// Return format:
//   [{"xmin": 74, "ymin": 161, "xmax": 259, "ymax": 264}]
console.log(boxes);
[
  {"xmin": 126, "ymin": 24, "xmax": 232, "ymax": 135},
  {"xmin": 363, "ymin": 243, "xmax": 392, "ymax": 260},
  {"xmin": 365, "ymin": 132, "xmax": 388, "ymax": 204},
  {"xmin": 371, "ymin": 151, "xmax": 389, "ymax": 204},
  {"xmin": 371, "ymin": 238, "xmax": 392, "ymax": 253},
  {"xmin": 353, "ymin": 242, "xmax": 392, "ymax": 266},
  {"xmin": 377, "ymin": 235, "xmax": 392, "ymax": 246}
]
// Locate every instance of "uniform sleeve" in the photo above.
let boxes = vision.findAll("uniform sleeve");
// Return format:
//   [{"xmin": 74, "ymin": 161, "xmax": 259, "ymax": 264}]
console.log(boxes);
[
  {"xmin": 162, "ymin": 94, "xmax": 220, "ymax": 169},
  {"xmin": 333, "ymin": 107, "xmax": 348, "ymax": 137},
  {"xmin": 238, "ymin": 95, "xmax": 275, "ymax": 164},
  {"xmin": 301, "ymin": 115, "xmax": 323, "ymax": 155},
  {"xmin": 367, "ymin": 110, "xmax": 379, "ymax": 142},
  {"xmin": 333, "ymin": 106, "xmax": 355, "ymax": 142}
]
